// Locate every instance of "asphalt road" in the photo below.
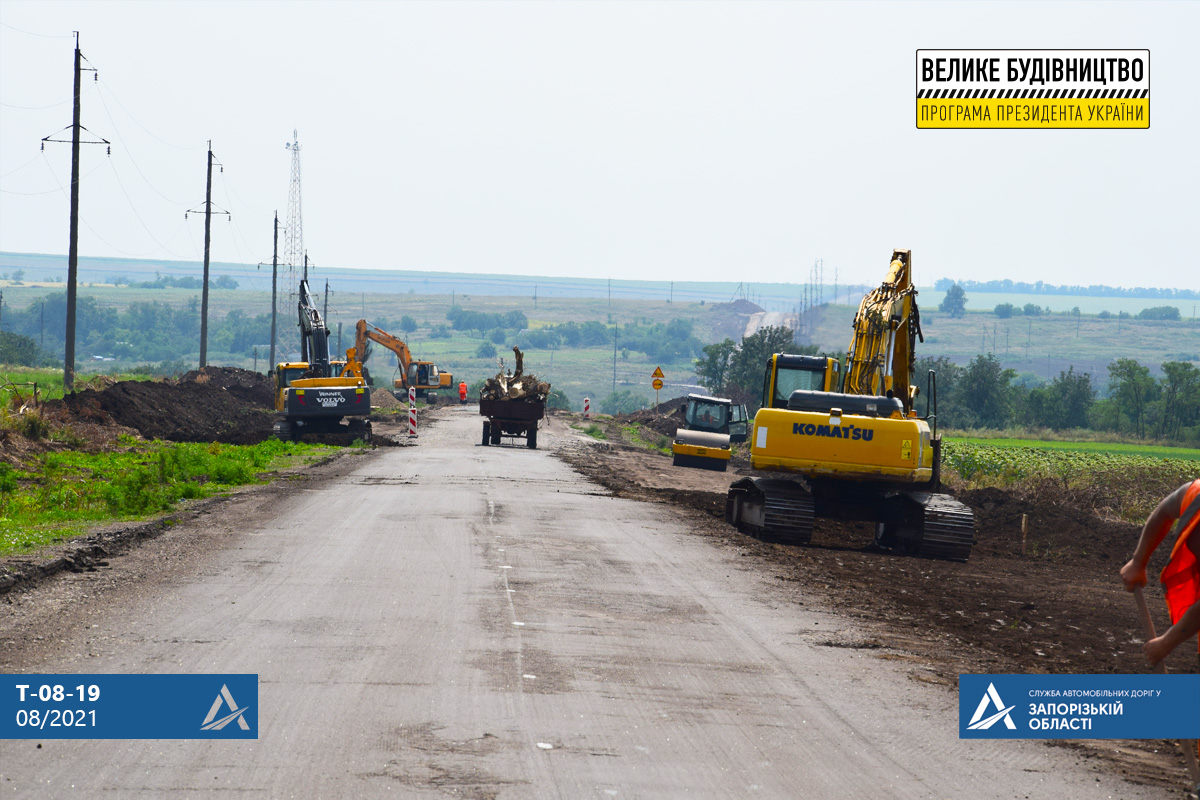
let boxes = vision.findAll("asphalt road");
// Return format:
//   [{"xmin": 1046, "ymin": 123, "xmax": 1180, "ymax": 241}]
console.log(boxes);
[{"xmin": 0, "ymin": 408, "xmax": 1170, "ymax": 799}]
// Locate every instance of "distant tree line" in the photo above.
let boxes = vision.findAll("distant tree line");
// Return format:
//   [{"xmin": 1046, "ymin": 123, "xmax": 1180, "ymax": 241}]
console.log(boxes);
[
  {"xmin": 107, "ymin": 273, "xmax": 239, "ymax": 290},
  {"xmin": 935, "ymin": 277, "xmax": 1197, "ymax": 300},
  {"xmin": 0, "ymin": 291, "xmax": 270, "ymax": 364}
]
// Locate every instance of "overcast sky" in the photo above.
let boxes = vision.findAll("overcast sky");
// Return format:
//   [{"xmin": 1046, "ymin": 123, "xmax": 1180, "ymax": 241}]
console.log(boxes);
[{"xmin": 1, "ymin": 1, "xmax": 1196, "ymax": 290}]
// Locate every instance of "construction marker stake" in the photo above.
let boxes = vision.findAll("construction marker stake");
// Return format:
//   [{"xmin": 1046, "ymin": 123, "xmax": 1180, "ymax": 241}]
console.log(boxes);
[
  {"xmin": 409, "ymin": 387, "xmax": 417, "ymax": 437},
  {"xmin": 583, "ymin": 396, "xmax": 590, "ymax": 419}
]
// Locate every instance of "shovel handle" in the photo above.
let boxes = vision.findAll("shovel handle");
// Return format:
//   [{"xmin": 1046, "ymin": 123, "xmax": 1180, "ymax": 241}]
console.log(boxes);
[
  {"xmin": 1133, "ymin": 586, "xmax": 1200, "ymax": 793},
  {"xmin": 1133, "ymin": 586, "xmax": 1168, "ymax": 675}
]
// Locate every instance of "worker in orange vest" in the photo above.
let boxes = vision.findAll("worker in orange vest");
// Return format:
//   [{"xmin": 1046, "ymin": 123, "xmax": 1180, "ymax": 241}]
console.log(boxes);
[
  {"xmin": 1121, "ymin": 479, "xmax": 1200, "ymax": 665},
  {"xmin": 458, "ymin": 381, "xmax": 468, "ymax": 405}
]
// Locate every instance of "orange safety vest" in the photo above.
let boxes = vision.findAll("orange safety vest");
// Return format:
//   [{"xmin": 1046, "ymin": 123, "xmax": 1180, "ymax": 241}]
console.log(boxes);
[
  {"xmin": 1160, "ymin": 479, "xmax": 1200, "ymax": 650},
  {"xmin": 458, "ymin": 382, "xmax": 467, "ymax": 399}
]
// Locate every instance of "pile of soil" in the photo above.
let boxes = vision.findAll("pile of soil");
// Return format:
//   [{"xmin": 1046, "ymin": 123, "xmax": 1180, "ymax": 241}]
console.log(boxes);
[
  {"xmin": 618, "ymin": 405, "xmax": 686, "ymax": 439},
  {"xmin": 372, "ymin": 388, "xmax": 401, "ymax": 409},
  {"xmin": 710, "ymin": 299, "xmax": 764, "ymax": 314},
  {"xmin": 46, "ymin": 367, "xmax": 276, "ymax": 445}
]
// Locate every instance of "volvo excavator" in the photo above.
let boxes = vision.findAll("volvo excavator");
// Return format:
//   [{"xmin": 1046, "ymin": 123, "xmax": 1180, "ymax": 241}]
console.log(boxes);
[
  {"xmin": 272, "ymin": 279, "xmax": 372, "ymax": 442},
  {"xmin": 725, "ymin": 250, "xmax": 974, "ymax": 561},
  {"xmin": 353, "ymin": 320, "xmax": 453, "ymax": 402}
]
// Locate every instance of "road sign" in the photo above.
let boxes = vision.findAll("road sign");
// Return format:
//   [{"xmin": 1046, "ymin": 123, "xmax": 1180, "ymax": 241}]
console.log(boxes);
[
  {"xmin": 652, "ymin": 366, "xmax": 665, "ymax": 379},
  {"xmin": 652, "ymin": 378, "xmax": 664, "ymax": 390}
]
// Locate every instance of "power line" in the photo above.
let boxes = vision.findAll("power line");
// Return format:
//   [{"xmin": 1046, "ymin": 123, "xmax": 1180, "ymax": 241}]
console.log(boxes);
[{"xmin": 0, "ymin": 21, "xmax": 74, "ymax": 38}]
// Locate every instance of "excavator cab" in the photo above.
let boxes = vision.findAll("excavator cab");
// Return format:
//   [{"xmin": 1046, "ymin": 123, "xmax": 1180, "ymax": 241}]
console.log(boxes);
[{"xmin": 761, "ymin": 354, "xmax": 840, "ymax": 409}]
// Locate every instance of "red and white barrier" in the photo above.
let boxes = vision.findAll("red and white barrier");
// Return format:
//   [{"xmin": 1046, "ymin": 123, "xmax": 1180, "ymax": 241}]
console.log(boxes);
[
  {"xmin": 583, "ymin": 396, "xmax": 590, "ymax": 419},
  {"xmin": 409, "ymin": 387, "xmax": 417, "ymax": 436}
]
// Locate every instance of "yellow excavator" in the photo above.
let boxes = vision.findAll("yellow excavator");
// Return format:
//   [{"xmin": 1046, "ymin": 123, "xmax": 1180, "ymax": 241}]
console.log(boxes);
[
  {"xmin": 725, "ymin": 249, "xmax": 974, "ymax": 561},
  {"xmin": 273, "ymin": 279, "xmax": 372, "ymax": 442},
  {"xmin": 353, "ymin": 320, "xmax": 454, "ymax": 402}
]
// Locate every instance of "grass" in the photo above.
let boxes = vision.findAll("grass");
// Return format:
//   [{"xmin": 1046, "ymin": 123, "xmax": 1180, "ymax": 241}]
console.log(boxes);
[
  {"xmin": 622, "ymin": 423, "xmax": 672, "ymax": 455},
  {"xmin": 0, "ymin": 438, "xmax": 337, "ymax": 556},
  {"xmin": 581, "ymin": 423, "xmax": 607, "ymax": 440}
]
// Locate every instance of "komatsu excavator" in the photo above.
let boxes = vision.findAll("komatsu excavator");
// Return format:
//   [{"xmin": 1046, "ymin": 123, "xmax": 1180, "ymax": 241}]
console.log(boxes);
[
  {"xmin": 725, "ymin": 250, "xmax": 974, "ymax": 561},
  {"xmin": 272, "ymin": 279, "xmax": 372, "ymax": 442}
]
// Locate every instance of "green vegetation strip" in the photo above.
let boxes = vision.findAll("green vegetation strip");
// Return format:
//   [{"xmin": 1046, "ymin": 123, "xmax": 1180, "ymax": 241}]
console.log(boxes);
[
  {"xmin": 948, "ymin": 436, "xmax": 1200, "ymax": 461},
  {"xmin": 0, "ymin": 438, "xmax": 339, "ymax": 556},
  {"xmin": 941, "ymin": 440, "xmax": 1195, "ymax": 521}
]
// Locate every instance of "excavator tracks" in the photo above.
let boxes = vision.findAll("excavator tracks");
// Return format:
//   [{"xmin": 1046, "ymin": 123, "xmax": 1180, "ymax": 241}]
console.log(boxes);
[
  {"xmin": 726, "ymin": 478, "xmax": 814, "ymax": 546},
  {"xmin": 904, "ymin": 492, "xmax": 975, "ymax": 562}
]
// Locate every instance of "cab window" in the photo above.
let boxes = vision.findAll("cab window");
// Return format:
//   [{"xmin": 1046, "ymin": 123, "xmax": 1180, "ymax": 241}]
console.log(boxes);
[
  {"xmin": 279, "ymin": 367, "xmax": 307, "ymax": 387},
  {"xmin": 772, "ymin": 366, "xmax": 826, "ymax": 408}
]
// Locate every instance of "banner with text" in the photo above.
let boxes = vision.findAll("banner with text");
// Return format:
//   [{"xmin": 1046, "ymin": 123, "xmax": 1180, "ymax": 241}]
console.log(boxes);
[
  {"xmin": 960, "ymin": 674, "xmax": 1199, "ymax": 739},
  {"xmin": 917, "ymin": 50, "xmax": 1150, "ymax": 129},
  {"xmin": 1, "ymin": 673, "xmax": 258, "ymax": 739}
]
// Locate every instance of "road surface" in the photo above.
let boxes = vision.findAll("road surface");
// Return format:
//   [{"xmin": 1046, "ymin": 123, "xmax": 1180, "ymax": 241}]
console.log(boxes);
[{"xmin": 0, "ymin": 409, "xmax": 1168, "ymax": 798}]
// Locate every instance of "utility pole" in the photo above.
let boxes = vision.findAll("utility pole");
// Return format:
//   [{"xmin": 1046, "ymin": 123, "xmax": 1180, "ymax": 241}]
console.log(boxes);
[
  {"xmin": 303, "ymin": 251, "xmax": 308, "ymax": 283},
  {"xmin": 612, "ymin": 323, "xmax": 618, "ymax": 395},
  {"xmin": 199, "ymin": 142, "xmax": 214, "ymax": 368},
  {"xmin": 41, "ymin": 33, "xmax": 106, "ymax": 392},
  {"xmin": 40, "ymin": 302, "xmax": 45, "ymax": 348},
  {"xmin": 0, "ymin": 290, "xmax": 4, "ymax": 331},
  {"xmin": 323, "ymin": 279, "xmax": 329, "ymax": 327},
  {"xmin": 669, "ymin": 281, "xmax": 673, "ymax": 304},
  {"xmin": 269, "ymin": 212, "xmax": 278, "ymax": 372},
  {"xmin": 186, "ymin": 142, "xmax": 225, "ymax": 368},
  {"xmin": 337, "ymin": 322, "xmax": 342, "ymax": 356},
  {"xmin": 534, "ymin": 284, "xmax": 537, "ymax": 309},
  {"xmin": 608, "ymin": 278, "xmax": 611, "ymax": 309}
]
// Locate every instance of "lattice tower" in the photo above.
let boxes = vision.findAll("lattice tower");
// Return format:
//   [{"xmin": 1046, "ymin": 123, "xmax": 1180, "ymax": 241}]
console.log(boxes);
[{"xmin": 284, "ymin": 129, "xmax": 303, "ymax": 301}]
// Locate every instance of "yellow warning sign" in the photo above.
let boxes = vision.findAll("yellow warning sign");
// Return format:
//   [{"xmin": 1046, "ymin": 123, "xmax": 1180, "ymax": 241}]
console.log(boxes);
[{"xmin": 652, "ymin": 366, "xmax": 665, "ymax": 379}]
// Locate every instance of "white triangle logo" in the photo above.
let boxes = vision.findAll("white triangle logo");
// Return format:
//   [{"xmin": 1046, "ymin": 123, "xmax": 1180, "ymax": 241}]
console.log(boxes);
[
  {"xmin": 967, "ymin": 682, "xmax": 1017, "ymax": 730},
  {"xmin": 200, "ymin": 684, "xmax": 250, "ymax": 731}
]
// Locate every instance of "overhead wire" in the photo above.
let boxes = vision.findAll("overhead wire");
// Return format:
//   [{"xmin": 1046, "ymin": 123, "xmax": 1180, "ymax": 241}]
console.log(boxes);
[
  {"xmin": 0, "ymin": 21, "xmax": 74, "ymax": 38},
  {"xmin": 94, "ymin": 82, "xmax": 191, "ymax": 205},
  {"xmin": 104, "ymin": 158, "xmax": 193, "ymax": 259}
]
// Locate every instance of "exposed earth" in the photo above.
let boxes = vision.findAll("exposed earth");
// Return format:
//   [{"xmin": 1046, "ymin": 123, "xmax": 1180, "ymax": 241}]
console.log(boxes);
[{"xmin": 2, "ymin": 372, "xmax": 1197, "ymax": 793}]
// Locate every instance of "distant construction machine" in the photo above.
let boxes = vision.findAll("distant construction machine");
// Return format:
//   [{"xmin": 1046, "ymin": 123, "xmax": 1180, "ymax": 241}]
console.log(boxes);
[
  {"xmin": 670, "ymin": 394, "xmax": 749, "ymax": 472},
  {"xmin": 273, "ymin": 279, "xmax": 372, "ymax": 442},
  {"xmin": 725, "ymin": 249, "xmax": 975, "ymax": 561},
  {"xmin": 354, "ymin": 320, "xmax": 453, "ymax": 402}
]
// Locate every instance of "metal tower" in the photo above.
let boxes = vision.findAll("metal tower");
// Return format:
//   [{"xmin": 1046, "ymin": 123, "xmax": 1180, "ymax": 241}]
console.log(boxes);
[{"xmin": 283, "ymin": 130, "xmax": 303, "ymax": 298}]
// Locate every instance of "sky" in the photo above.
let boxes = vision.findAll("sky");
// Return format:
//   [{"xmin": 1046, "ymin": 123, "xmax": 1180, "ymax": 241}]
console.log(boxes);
[{"xmin": 1, "ymin": 0, "xmax": 1197, "ymax": 291}]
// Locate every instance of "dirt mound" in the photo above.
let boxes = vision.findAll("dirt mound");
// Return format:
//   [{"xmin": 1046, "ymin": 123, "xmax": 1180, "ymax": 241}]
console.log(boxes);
[
  {"xmin": 372, "ymin": 388, "xmax": 401, "ymax": 408},
  {"xmin": 710, "ymin": 299, "xmax": 764, "ymax": 314},
  {"xmin": 618, "ymin": 405, "xmax": 686, "ymax": 439},
  {"xmin": 46, "ymin": 367, "xmax": 276, "ymax": 445}
]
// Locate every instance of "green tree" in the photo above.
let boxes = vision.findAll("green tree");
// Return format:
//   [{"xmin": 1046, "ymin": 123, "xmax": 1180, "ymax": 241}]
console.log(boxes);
[
  {"xmin": 0, "ymin": 331, "xmax": 41, "ymax": 366},
  {"xmin": 1108, "ymin": 358, "xmax": 1154, "ymax": 438},
  {"xmin": 547, "ymin": 388, "xmax": 570, "ymax": 411},
  {"xmin": 952, "ymin": 353, "xmax": 1015, "ymax": 429},
  {"xmin": 399, "ymin": 315, "xmax": 418, "ymax": 334},
  {"xmin": 1043, "ymin": 366, "xmax": 1095, "ymax": 430},
  {"xmin": 475, "ymin": 341, "xmax": 497, "ymax": 359},
  {"xmin": 993, "ymin": 302, "xmax": 1016, "ymax": 319},
  {"xmin": 1137, "ymin": 306, "xmax": 1181, "ymax": 321},
  {"xmin": 939, "ymin": 284, "xmax": 967, "ymax": 318},
  {"xmin": 600, "ymin": 389, "xmax": 649, "ymax": 415},
  {"xmin": 1156, "ymin": 361, "xmax": 1200, "ymax": 439},
  {"xmin": 725, "ymin": 326, "xmax": 806, "ymax": 408},
  {"xmin": 695, "ymin": 338, "xmax": 737, "ymax": 395}
]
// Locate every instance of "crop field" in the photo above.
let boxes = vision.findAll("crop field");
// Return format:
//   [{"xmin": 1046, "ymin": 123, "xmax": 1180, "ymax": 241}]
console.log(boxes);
[
  {"xmin": 940, "ymin": 439, "xmax": 1196, "ymax": 521},
  {"xmin": 947, "ymin": 435, "xmax": 1200, "ymax": 461}
]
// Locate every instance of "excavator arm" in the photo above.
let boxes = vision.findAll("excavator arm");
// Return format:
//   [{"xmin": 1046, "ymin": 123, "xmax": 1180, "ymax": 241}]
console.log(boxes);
[
  {"xmin": 841, "ymin": 249, "xmax": 922, "ymax": 413},
  {"xmin": 297, "ymin": 279, "xmax": 332, "ymax": 377}
]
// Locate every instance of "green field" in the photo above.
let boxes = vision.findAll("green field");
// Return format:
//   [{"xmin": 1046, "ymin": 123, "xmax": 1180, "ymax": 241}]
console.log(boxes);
[{"xmin": 946, "ymin": 436, "xmax": 1200, "ymax": 461}]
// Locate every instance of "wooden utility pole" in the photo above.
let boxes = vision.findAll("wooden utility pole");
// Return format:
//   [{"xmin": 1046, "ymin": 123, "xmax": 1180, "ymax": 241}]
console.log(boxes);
[
  {"xmin": 199, "ymin": 141, "xmax": 214, "ymax": 367},
  {"xmin": 65, "ymin": 35, "xmax": 83, "ymax": 390},
  {"xmin": 269, "ymin": 212, "xmax": 278, "ymax": 372}
]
